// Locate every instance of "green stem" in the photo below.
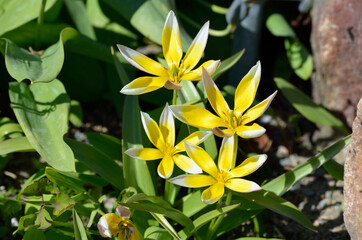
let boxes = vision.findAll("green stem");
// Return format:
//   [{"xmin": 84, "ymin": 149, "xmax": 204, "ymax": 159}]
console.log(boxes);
[
  {"xmin": 172, "ymin": 89, "xmax": 178, "ymax": 105},
  {"xmin": 36, "ymin": 0, "xmax": 47, "ymax": 50},
  {"xmin": 206, "ymin": 191, "xmax": 233, "ymax": 240},
  {"xmin": 195, "ymin": 0, "xmax": 228, "ymax": 14}
]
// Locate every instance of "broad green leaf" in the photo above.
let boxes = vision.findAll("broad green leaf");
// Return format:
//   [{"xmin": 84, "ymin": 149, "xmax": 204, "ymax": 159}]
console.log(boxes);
[
  {"xmin": 9, "ymin": 80, "xmax": 75, "ymax": 172},
  {"xmin": 263, "ymin": 136, "xmax": 350, "ymax": 195},
  {"xmin": 323, "ymin": 159, "xmax": 344, "ymax": 181},
  {"xmin": 64, "ymin": 0, "xmax": 96, "ymax": 40},
  {"xmin": 274, "ymin": 77, "xmax": 348, "ymax": 134},
  {"xmin": 45, "ymin": 167, "xmax": 85, "ymax": 193},
  {"xmin": 151, "ymin": 213, "xmax": 181, "ymax": 240},
  {"xmin": 121, "ymin": 202, "xmax": 193, "ymax": 228},
  {"xmin": 69, "ymin": 100, "xmax": 83, "ymax": 128},
  {"xmin": 103, "ymin": 0, "xmax": 192, "ymax": 47},
  {"xmin": 35, "ymin": 207, "xmax": 52, "ymax": 230},
  {"xmin": 0, "ymin": 0, "xmax": 57, "ymax": 36},
  {"xmin": 284, "ymin": 37, "xmax": 313, "ymax": 80},
  {"xmin": 73, "ymin": 209, "xmax": 88, "ymax": 240},
  {"xmin": 53, "ymin": 192, "xmax": 76, "ymax": 217},
  {"xmin": 0, "ymin": 137, "xmax": 34, "ymax": 155},
  {"xmin": 234, "ymin": 190, "xmax": 315, "ymax": 231},
  {"xmin": 178, "ymin": 204, "xmax": 240, "ymax": 239},
  {"xmin": 144, "ymin": 226, "xmax": 172, "ymax": 240},
  {"xmin": 266, "ymin": 13, "xmax": 296, "ymax": 38},
  {"xmin": 13, "ymin": 213, "xmax": 37, "ymax": 234},
  {"xmin": 85, "ymin": 132, "xmax": 122, "ymax": 160},
  {"xmin": 112, "ymin": 48, "xmax": 155, "ymax": 195},
  {"xmin": 23, "ymin": 226, "xmax": 46, "ymax": 240},
  {"xmin": 179, "ymin": 191, "xmax": 207, "ymax": 218},
  {"xmin": 0, "ymin": 122, "xmax": 22, "ymax": 139},
  {"xmin": 2, "ymin": 28, "xmax": 77, "ymax": 83},
  {"xmin": 22, "ymin": 178, "xmax": 59, "ymax": 196},
  {"xmin": 64, "ymin": 138, "xmax": 124, "ymax": 190}
]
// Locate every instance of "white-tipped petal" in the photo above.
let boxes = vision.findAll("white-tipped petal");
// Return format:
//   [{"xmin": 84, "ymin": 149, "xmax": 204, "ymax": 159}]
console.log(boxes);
[
  {"xmin": 236, "ymin": 123, "xmax": 266, "ymax": 139},
  {"xmin": 230, "ymin": 154, "xmax": 267, "ymax": 178},
  {"xmin": 169, "ymin": 174, "xmax": 216, "ymax": 188},
  {"xmin": 173, "ymin": 154, "xmax": 202, "ymax": 174},
  {"xmin": 225, "ymin": 178, "xmax": 261, "ymax": 193},
  {"xmin": 159, "ymin": 103, "xmax": 175, "ymax": 147},
  {"xmin": 120, "ymin": 76, "xmax": 167, "ymax": 95},
  {"xmin": 140, "ymin": 111, "xmax": 165, "ymax": 150}
]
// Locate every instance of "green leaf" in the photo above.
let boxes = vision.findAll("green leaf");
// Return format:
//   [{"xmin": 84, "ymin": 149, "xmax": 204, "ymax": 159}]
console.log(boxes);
[
  {"xmin": 178, "ymin": 190, "xmax": 207, "ymax": 218},
  {"xmin": 73, "ymin": 209, "xmax": 88, "ymax": 240},
  {"xmin": 178, "ymin": 204, "xmax": 240, "ymax": 239},
  {"xmin": 284, "ymin": 37, "xmax": 313, "ymax": 80},
  {"xmin": 0, "ymin": 137, "xmax": 34, "ymax": 155},
  {"xmin": 13, "ymin": 213, "xmax": 37, "ymax": 234},
  {"xmin": 266, "ymin": 13, "xmax": 296, "ymax": 38},
  {"xmin": 0, "ymin": 0, "xmax": 57, "ymax": 36},
  {"xmin": 112, "ymin": 49, "xmax": 155, "ymax": 195},
  {"xmin": 264, "ymin": 136, "xmax": 350, "ymax": 195},
  {"xmin": 9, "ymin": 80, "xmax": 75, "ymax": 172},
  {"xmin": 64, "ymin": 0, "xmax": 96, "ymax": 40},
  {"xmin": 1, "ymin": 28, "xmax": 76, "ymax": 83},
  {"xmin": 0, "ymin": 122, "xmax": 22, "ymax": 139},
  {"xmin": 150, "ymin": 213, "xmax": 181, "ymax": 240},
  {"xmin": 144, "ymin": 226, "xmax": 173, "ymax": 240},
  {"xmin": 35, "ymin": 207, "xmax": 52, "ymax": 230},
  {"xmin": 64, "ymin": 138, "xmax": 124, "ymax": 190},
  {"xmin": 85, "ymin": 132, "xmax": 122, "ymax": 160},
  {"xmin": 121, "ymin": 202, "xmax": 193, "ymax": 228},
  {"xmin": 211, "ymin": 49, "xmax": 245, "ymax": 80},
  {"xmin": 126, "ymin": 194, "xmax": 172, "ymax": 207},
  {"xmin": 69, "ymin": 100, "xmax": 83, "ymax": 128},
  {"xmin": 23, "ymin": 226, "xmax": 46, "ymax": 240},
  {"xmin": 22, "ymin": 178, "xmax": 59, "ymax": 196},
  {"xmin": 274, "ymin": 77, "xmax": 348, "ymax": 134},
  {"xmin": 234, "ymin": 190, "xmax": 315, "ymax": 231},
  {"xmin": 18, "ymin": 169, "xmax": 45, "ymax": 199},
  {"xmin": 323, "ymin": 159, "xmax": 344, "ymax": 181},
  {"xmin": 103, "ymin": 0, "xmax": 192, "ymax": 47},
  {"xmin": 45, "ymin": 167, "xmax": 86, "ymax": 193},
  {"xmin": 53, "ymin": 192, "xmax": 76, "ymax": 217},
  {"xmin": 234, "ymin": 238, "xmax": 282, "ymax": 240}
]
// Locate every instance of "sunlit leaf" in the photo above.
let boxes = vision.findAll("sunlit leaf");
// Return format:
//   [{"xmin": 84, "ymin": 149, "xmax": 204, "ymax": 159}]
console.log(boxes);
[
  {"xmin": 45, "ymin": 167, "xmax": 85, "ymax": 193},
  {"xmin": 0, "ymin": 122, "xmax": 22, "ymax": 139},
  {"xmin": 151, "ymin": 213, "xmax": 181, "ymax": 240},
  {"xmin": 179, "ymin": 191, "xmax": 207, "ymax": 218},
  {"xmin": 69, "ymin": 100, "xmax": 83, "ymax": 128},
  {"xmin": 22, "ymin": 178, "xmax": 58, "ymax": 196},
  {"xmin": 35, "ymin": 208, "xmax": 52, "ymax": 230},
  {"xmin": 144, "ymin": 226, "xmax": 172, "ymax": 240},
  {"xmin": 274, "ymin": 77, "xmax": 348, "ymax": 134},
  {"xmin": 9, "ymin": 80, "xmax": 75, "ymax": 172},
  {"xmin": 0, "ymin": 0, "xmax": 57, "ymax": 36},
  {"xmin": 73, "ymin": 209, "xmax": 88, "ymax": 240},
  {"xmin": 0, "ymin": 137, "xmax": 34, "ymax": 155},
  {"xmin": 323, "ymin": 159, "xmax": 344, "ymax": 181},
  {"xmin": 266, "ymin": 13, "xmax": 295, "ymax": 38},
  {"xmin": 53, "ymin": 192, "xmax": 76, "ymax": 217}
]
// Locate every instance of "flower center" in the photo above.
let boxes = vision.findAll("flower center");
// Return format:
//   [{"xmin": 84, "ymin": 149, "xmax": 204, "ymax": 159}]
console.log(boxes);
[
  {"xmin": 163, "ymin": 144, "xmax": 175, "ymax": 156},
  {"xmin": 118, "ymin": 219, "xmax": 134, "ymax": 239},
  {"xmin": 216, "ymin": 170, "xmax": 232, "ymax": 184},
  {"xmin": 227, "ymin": 110, "xmax": 239, "ymax": 129}
]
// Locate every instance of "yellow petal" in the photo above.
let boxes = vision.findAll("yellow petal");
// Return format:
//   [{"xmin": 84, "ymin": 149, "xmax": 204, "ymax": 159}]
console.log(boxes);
[
  {"xmin": 174, "ymin": 131, "xmax": 211, "ymax": 152},
  {"xmin": 97, "ymin": 213, "xmax": 121, "ymax": 238},
  {"xmin": 234, "ymin": 61, "xmax": 261, "ymax": 117},
  {"xmin": 120, "ymin": 76, "xmax": 168, "ymax": 95},
  {"xmin": 181, "ymin": 21, "xmax": 210, "ymax": 72},
  {"xmin": 202, "ymin": 68, "xmax": 230, "ymax": 120},
  {"xmin": 119, "ymin": 222, "xmax": 140, "ymax": 240},
  {"xmin": 173, "ymin": 154, "xmax": 202, "ymax": 174},
  {"xmin": 235, "ymin": 123, "xmax": 265, "ymax": 139},
  {"xmin": 157, "ymin": 155, "xmax": 174, "ymax": 179},
  {"xmin": 229, "ymin": 154, "xmax": 267, "ymax": 178},
  {"xmin": 169, "ymin": 105, "xmax": 227, "ymax": 129},
  {"xmin": 124, "ymin": 148, "xmax": 163, "ymax": 160},
  {"xmin": 183, "ymin": 141, "xmax": 219, "ymax": 178},
  {"xmin": 181, "ymin": 60, "xmax": 220, "ymax": 81},
  {"xmin": 169, "ymin": 174, "xmax": 216, "ymax": 188},
  {"xmin": 117, "ymin": 45, "xmax": 168, "ymax": 76},
  {"xmin": 218, "ymin": 135, "xmax": 236, "ymax": 172},
  {"xmin": 225, "ymin": 178, "xmax": 261, "ymax": 193},
  {"xmin": 201, "ymin": 182, "xmax": 225, "ymax": 204},
  {"xmin": 241, "ymin": 91, "xmax": 277, "ymax": 125},
  {"xmin": 159, "ymin": 104, "xmax": 175, "ymax": 147},
  {"xmin": 162, "ymin": 11, "xmax": 182, "ymax": 69},
  {"xmin": 140, "ymin": 112, "xmax": 165, "ymax": 150}
]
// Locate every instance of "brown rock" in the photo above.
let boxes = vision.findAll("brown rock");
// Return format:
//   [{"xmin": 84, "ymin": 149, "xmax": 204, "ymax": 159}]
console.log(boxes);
[
  {"xmin": 344, "ymin": 99, "xmax": 362, "ymax": 239},
  {"xmin": 311, "ymin": 0, "xmax": 362, "ymax": 127}
]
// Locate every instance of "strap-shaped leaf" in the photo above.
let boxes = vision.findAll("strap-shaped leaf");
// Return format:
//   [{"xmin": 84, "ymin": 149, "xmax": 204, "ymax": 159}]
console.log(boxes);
[
  {"xmin": 73, "ymin": 209, "xmax": 88, "ymax": 240},
  {"xmin": 0, "ymin": 137, "xmax": 34, "ymax": 155},
  {"xmin": 9, "ymin": 80, "xmax": 75, "ymax": 172}
]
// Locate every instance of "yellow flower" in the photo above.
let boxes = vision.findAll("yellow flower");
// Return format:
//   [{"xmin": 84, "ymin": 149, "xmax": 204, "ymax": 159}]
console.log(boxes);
[
  {"xmin": 169, "ymin": 61, "xmax": 277, "ymax": 138},
  {"xmin": 117, "ymin": 10, "xmax": 220, "ymax": 95},
  {"xmin": 97, "ymin": 206, "xmax": 140, "ymax": 240},
  {"xmin": 169, "ymin": 135, "xmax": 267, "ymax": 204},
  {"xmin": 124, "ymin": 104, "xmax": 211, "ymax": 179}
]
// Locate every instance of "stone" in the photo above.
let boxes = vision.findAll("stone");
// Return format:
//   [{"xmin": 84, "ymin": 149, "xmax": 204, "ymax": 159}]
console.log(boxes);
[
  {"xmin": 311, "ymin": 0, "xmax": 362, "ymax": 127},
  {"xmin": 344, "ymin": 99, "xmax": 362, "ymax": 239}
]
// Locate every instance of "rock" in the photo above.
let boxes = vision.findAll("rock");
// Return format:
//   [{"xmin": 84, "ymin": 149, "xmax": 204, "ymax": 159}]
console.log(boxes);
[
  {"xmin": 311, "ymin": 0, "xmax": 362, "ymax": 127},
  {"xmin": 344, "ymin": 99, "xmax": 362, "ymax": 239}
]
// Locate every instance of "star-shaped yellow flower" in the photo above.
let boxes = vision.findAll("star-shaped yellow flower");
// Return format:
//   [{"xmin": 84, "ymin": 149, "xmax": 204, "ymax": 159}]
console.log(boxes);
[
  {"xmin": 97, "ymin": 206, "xmax": 139, "ymax": 240},
  {"xmin": 124, "ymin": 104, "xmax": 211, "ymax": 179},
  {"xmin": 117, "ymin": 10, "xmax": 220, "ymax": 95},
  {"xmin": 169, "ymin": 135, "xmax": 267, "ymax": 204},
  {"xmin": 169, "ymin": 61, "xmax": 277, "ymax": 138}
]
